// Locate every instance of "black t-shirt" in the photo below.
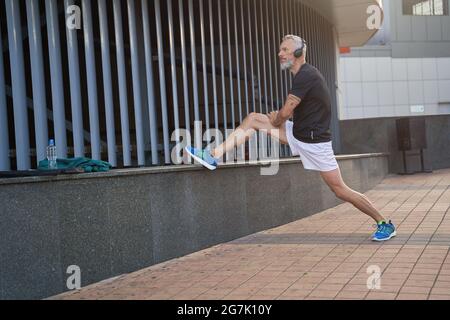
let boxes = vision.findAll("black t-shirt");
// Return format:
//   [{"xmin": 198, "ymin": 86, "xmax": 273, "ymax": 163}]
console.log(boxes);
[{"xmin": 289, "ymin": 63, "xmax": 332, "ymax": 143}]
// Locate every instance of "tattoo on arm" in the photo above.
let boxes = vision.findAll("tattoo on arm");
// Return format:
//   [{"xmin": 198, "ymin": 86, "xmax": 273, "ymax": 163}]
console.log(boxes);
[
  {"xmin": 272, "ymin": 95, "xmax": 301, "ymax": 127},
  {"xmin": 287, "ymin": 94, "xmax": 301, "ymax": 106},
  {"xmin": 285, "ymin": 95, "xmax": 301, "ymax": 118}
]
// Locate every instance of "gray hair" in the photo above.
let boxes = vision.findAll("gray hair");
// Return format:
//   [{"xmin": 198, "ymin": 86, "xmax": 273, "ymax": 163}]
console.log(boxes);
[{"xmin": 282, "ymin": 34, "xmax": 307, "ymax": 56}]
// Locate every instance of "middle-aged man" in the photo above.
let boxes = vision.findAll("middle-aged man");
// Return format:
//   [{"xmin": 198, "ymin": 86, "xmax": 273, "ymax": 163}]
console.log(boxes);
[{"xmin": 186, "ymin": 35, "xmax": 396, "ymax": 242}]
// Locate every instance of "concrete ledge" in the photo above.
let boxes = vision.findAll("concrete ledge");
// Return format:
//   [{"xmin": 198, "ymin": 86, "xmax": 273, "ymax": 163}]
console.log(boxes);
[
  {"xmin": 0, "ymin": 153, "xmax": 388, "ymax": 299},
  {"xmin": 0, "ymin": 153, "xmax": 388, "ymax": 185}
]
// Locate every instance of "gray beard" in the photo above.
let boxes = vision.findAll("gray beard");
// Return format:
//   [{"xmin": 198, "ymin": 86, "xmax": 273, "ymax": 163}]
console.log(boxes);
[{"xmin": 280, "ymin": 60, "xmax": 294, "ymax": 71}]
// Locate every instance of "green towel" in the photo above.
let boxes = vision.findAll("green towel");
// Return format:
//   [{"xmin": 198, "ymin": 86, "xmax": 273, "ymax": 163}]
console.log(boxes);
[{"xmin": 38, "ymin": 157, "xmax": 112, "ymax": 173}]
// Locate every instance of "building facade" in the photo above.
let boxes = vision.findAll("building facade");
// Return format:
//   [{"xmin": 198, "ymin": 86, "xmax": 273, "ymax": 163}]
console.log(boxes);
[
  {"xmin": 1, "ymin": 0, "xmax": 390, "ymax": 300},
  {"xmin": 0, "ymin": 0, "xmax": 380, "ymax": 171},
  {"xmin": 339, "ymin": 0, "xmax": 450, "ymax": 171}
]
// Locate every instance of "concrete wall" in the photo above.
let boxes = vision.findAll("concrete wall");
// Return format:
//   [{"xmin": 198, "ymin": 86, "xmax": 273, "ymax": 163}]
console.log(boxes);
[
  {"xmin": 339, "ymin": 56, "xmax": 450, "ymax": 120},
  {"xmin": 340, "ymin": 115, "xmax": 450, "ymax": 173},
  {"xmin": 0, "ymin": 155, "xmax": 388, "ymax": 300}
]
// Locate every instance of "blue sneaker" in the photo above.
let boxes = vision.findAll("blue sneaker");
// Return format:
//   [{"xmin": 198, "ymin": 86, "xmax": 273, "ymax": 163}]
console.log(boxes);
[
  {"xmin": 372, "ymin": 221, "xmax": 397, "ymax": 242},
  {"xmin": 185, "ymin": 146, "xmax": 218, "ymax": 170}
]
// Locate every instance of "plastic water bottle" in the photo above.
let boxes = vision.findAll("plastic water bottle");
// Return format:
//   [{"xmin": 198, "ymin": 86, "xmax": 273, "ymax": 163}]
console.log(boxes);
[{"xmin": 46, "ymin": 139, "xmax": 57, "ymax": 169}]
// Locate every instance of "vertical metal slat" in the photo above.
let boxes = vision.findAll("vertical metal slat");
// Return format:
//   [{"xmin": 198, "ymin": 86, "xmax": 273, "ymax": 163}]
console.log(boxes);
[
  {"xmin": 199, "ymin": 0, "xmax": 210, "ymax": 141},
  {"xmin": 65, "ymin": 0, "xmax": 85, "ymax": 158},
  {"xmin": 279, "ymin": 0, "xmax": 287, "ymax": 101},
  {"xmin": 0, "ymin": 21, "xmax": 10, "ymax": 170},
  {"xmin": 142, "ymin": 0, "xmax": 159, "ymax": 165},
  {"xmin": 82, "ymin": 0, "xmax": 101, "ymax": 160},
  {"xmin": 188, "ymin": 0, "xmax": 201, "ymax": 148},
  {"xmin": 247, "ymin": 0, "xmax": 258, "ymax": 160},
  {"xmin": 98, "ymin": 0, "xmax": 117, "ymax": 166},
  {"xmin": 306, "ymin": 5, "xmax": 313, "ymax": 65},
  {"xmin": 258, "ymin": 0, "xmax": 268, "ymax": 159},
  {"xmin": 275, "ymin": 0, "xmax": 283, "ymax": 156},
  {"xmin": 208, "ymin": 0, "xmax": 219, "ymax": 133},
  {"xmin": 264, "ymin": 0, "xmax": 274, "ymax": 157},
  {"xmin": 233, "ymin": 0, "xmax": 242, "ymax": 123},
  {"xmin": 289, "ymin": 0, "xmax": 294, "ymax": 35},
  {"xmin": 46, "ymin": 0, "xmax": 68, "ymax": 158},
  {"xmin": 127, "ymin": 0, "xmax": 146, "ymax": 165},
  {"xmin": 259, "ymin": 0, "xmax": 268, "ymax": 114},
  {"xmin": 6, "ymin": 0, "xmax": 31, "ymax": 170},
  {"xmin": 178, "ymin": 0, "xmax": 191, "ymax": 134},
  {"xmin": 112, "ymin": 0, "xmax": 132, "ymax": 166},
  {"xmin": 166, "ymin": 0, "xmax": 180, "ymax": 163},
  {"xmin": 286, "ymin": 0, "xmax": 292, "ymax": 89},
  {"xmin": 233, "ymin": 0, "xmax": 245, "ymax": 161},
  {"xmin": 253, "ymin": 0, "xmax": 262, "ymax": 114},
  {"xmin": 167, "ymin": 0, "xmax": 180, "ymax": 136},
  {"xmin": 225, "ymin": 0, "xmax": 235, "ymax": 130},
  {"xmin": 217, "ymin": 0, "xmax": 228, "ymax": 140},
  {"xmin": 271, "ymin": 0, "xmax": 279, "ymax": 111},
  {"xmin": 26, "ymin": 0, "xmax": 48, "ymax": 164},
  {"xmin": 247, "ymin": 0, "xmax": 256, "ymax": 115},
  {"xmin": 266, "ymin": 0, "xmax": 274, "ymax": 111},
  {"xmin": 239, "ymin": 0, "xmax": 249, "ymax": 117}
]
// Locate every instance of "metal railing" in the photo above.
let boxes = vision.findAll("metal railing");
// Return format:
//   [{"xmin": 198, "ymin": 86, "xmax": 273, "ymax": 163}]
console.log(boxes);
[{"xmin": 0, "ymin": 0, "xmax": 338, "ymax": 170}]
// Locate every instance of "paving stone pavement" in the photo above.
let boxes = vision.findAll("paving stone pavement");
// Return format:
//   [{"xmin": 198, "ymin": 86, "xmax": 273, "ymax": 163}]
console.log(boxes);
[{"xmin": 49, "ymin": 169, "xmax": 450, "ymax": 300}]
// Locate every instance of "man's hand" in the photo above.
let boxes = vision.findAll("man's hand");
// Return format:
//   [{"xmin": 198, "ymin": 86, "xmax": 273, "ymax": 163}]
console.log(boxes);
[
  {"xmin": 267, "ymin": 111, "xmax": 280, "ymax": 127},
  {"xmin": 268, "ymin": 95, "xmax": 301, "ymax": 127}
]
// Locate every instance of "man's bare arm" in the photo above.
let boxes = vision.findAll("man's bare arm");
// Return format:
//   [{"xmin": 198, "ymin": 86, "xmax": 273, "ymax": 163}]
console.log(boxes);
[{"xmin": 271, "ymin": 94, "xmax": 301, "ymax": 127}]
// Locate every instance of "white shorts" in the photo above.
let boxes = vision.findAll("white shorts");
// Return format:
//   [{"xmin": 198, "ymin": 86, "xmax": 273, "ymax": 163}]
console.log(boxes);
[{"xmin": 285, "ymin": 121, "xmax": 339, "ymax": 172}]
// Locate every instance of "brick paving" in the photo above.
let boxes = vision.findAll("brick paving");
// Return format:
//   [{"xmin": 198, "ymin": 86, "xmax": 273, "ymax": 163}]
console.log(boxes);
[{"xmin": 50, "ymin": 169, "xmax": 450, "ymax": 300}]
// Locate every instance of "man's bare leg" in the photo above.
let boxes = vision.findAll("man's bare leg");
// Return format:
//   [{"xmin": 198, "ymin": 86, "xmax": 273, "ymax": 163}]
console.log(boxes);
[
  {"xmin": 211, "ymin": 112, "xmax": 289, "ymax": 159},
  {"xmin": 320, "ymin": 168, "xmax": 385, "ymax": 223}
]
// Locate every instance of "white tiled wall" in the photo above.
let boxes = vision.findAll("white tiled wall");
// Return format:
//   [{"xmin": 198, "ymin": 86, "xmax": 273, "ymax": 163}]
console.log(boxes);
[
  {"xmin": 378, "ymin": 82, "xmax": 394, "ymax": 106},
  {"xmin": 437, "ymin": 58, "xmax": 450, "ymax": 79},
  {"xmin": 392, "ymin": 59, "xmax": 408, "ymax": 80},
  {"xmin": 422, "ymin": 59, "xmax": 437, "ymax": 80},
  {"xmin": 339, "ymin": 57, "xmax": 450, "ymax": 120}
]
